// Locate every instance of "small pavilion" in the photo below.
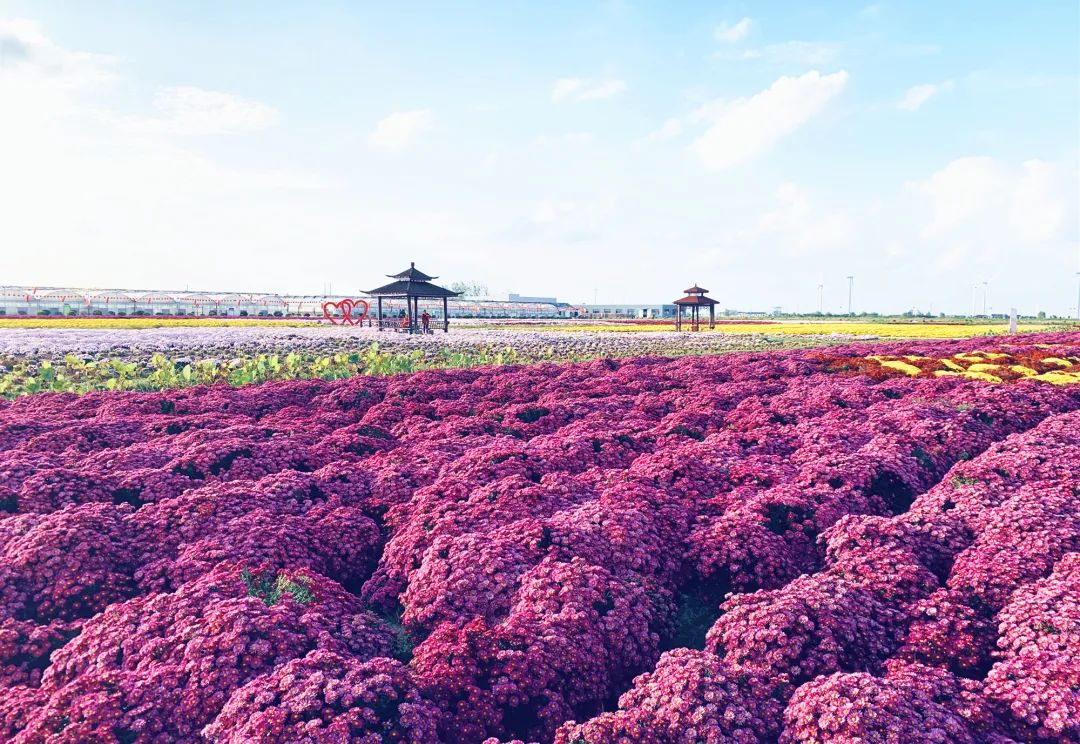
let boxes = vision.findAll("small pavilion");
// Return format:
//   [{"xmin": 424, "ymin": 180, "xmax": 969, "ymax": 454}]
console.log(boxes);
[
  {"xmin": 673, "ymin": 284, "xmax": 718, "ymax": 332},
  {"xmin": 365, "ymin": 262, "xmax": 461, "ymax": 333}
]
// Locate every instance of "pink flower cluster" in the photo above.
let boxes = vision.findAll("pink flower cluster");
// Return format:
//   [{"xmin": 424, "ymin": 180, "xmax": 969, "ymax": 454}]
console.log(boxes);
[
  {"xmin": 0, "ymin": 331, "xmax": 1077, "ymax": 742},
  {"xmin": 8, "ymin": 562, "xmax": 392, "ymax": 742},
  {"xmin": 781, "ymin": 660, "xmax": 996, "ymax": 744},
  {"xmin": 202, "ymin": 649, "xmax": 441, "ymax": 743}
]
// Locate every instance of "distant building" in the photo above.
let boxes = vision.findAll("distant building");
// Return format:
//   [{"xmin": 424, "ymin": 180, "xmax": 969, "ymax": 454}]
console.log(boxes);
[
  {"xmin": 508, "ymin": 293, "xmax": 559, "ymax": 304},
  {"xmin": 582, "ymin": 304, "xmax": 677, "ymax": 319},
  {"xmin": 724, "ymin": 309, "xmax": 769, "ymax": 317}
]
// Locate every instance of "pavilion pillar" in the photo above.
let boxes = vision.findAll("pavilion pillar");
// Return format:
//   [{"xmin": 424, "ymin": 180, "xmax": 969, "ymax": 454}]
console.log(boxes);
[
  {"xmin": 676, "ymin": 306, "xmax": 681, "ymax": 332},
  {"xmin": 443, "ymin": 296, "xmax": 449, "ymax": 332},
  {"xmin": 709, "ymin": 305, "xmax": 715, "ymax": 329},
  {"xmin": 377, "ymin": 297, "xmax": 383, "ymax": 331}
]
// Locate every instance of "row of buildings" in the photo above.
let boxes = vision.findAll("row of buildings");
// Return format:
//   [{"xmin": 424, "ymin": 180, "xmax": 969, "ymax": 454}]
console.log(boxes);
[
  {"xmin": 0, "ymin": 286, "xmax": 760, "ymax": 321},
  {"xmin": 0, "ymin": 286, "xmax": 579, "ymax": 319}
]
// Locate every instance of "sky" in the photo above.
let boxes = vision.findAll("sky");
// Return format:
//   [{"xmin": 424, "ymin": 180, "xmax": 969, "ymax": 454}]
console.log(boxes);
[{"xmin": 1, "ymin": 1, "xmax": 1078, "ymax": 314}]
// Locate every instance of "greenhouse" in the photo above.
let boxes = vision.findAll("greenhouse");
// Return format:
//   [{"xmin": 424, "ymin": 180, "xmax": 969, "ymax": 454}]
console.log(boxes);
[{"xmin": 0, "ymin": 286, "xmax": 574, "ymax": 319}]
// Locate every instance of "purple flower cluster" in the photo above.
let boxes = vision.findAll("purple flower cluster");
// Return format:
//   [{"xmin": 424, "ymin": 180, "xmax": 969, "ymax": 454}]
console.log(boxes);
[
  {"xmin": 12, "ymin": 562, "xmax": 392, "ymax": 742},
  {"xmin": 781, "ymin": 660, "xmax": 993, "ymax": 744},
  {"xmin": 0, "ymin": 331, "xmax": 1077, "ymax": 742},
  {"xmin": 984, "ymin": 552, "xmax": 1080, "ymax": 741},
  {"xmin": 202, "ymin": 649, "xmax": 441, "ymax": 743}
]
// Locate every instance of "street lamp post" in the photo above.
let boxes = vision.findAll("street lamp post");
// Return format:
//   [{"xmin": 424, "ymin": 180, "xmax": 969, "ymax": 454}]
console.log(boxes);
[
  {"xmin": 846, "ymin": 275, "xmax": 854, "ymax": 315},
  {"xmin": 982, "ymin": 281, "xmax": 989, "ymax": 317},
  {"xmin": 817, "ymin": 284, "xmax": 823, "ymax": 314}
]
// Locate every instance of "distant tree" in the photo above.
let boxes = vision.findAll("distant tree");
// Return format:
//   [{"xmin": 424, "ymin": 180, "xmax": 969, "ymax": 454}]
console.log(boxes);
[
  {"xmin": 1037, "ymin": 310, "xmax": 1047, "ymax": 320},
  {"xmin": 450, "ymin": 280, "xmax": 488, "ymax": 297}
]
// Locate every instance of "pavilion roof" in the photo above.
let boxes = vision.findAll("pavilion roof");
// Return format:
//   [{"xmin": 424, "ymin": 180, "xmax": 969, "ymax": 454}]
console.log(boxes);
[
  {"xmin": 366, "ymin": 263, "xmax": 461, "ymax": 298},
  {"xmin": 673, "ymin": 294, "xmax": 718, "ymax": 306},
  {"xmin": 365, "ymin": 280, "xmax": 460, "ymax": 298},
  {"xmin": 388, "ymin": 262, "xmax": 436, "ymax": 281},
  {"xmin": 684, "ymin": 285, "xmax": 709, "ymax": 294}
]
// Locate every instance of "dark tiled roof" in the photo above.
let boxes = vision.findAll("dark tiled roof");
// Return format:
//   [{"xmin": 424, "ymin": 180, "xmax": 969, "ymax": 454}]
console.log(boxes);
[
  {"xmin": 673, "ymin": 294, "xmax": 718, "ymax": 306},
  {"xmin": 388, "ymin": 263, "xmax": 436, "ymax": 281},
  {"xmin": 365, "ymin": 280, "xmax": 461, "ymax": 298}
]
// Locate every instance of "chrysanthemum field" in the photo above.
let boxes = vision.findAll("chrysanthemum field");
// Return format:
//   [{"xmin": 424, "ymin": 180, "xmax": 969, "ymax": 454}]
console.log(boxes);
[{"xmin": 1, "ymin": 332, "xmax": 1078, "ymax": 744}]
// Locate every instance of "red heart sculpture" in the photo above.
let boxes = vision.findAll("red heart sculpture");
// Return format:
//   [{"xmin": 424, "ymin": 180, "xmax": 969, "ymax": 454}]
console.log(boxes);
[{"xmin": 322, "ymin": 298, "xmax": 370, "ymax": 325}]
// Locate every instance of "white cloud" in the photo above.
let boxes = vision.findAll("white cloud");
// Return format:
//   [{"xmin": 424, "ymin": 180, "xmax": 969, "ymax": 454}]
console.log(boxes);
[
  {"xmin": 368, "ymin": 109, "xmax": 433, "ymax": 150},
  {"xmin": 714, "ymin": 18, "xmax": 752, "ymax": 43},
  {"xmin": 757, "ymin": 182, "xmax": 856, "ymax": 252},
  {"xmin": 0, "ymin": 19, "xmax": 338, "ymax": 293},
  {"xmin": 551, "ymin": 78, "xmax": 585, "ymax": 100},
  {"xmin": 905, "ymin": 157, "xmax": 1073, "ymax": 272},
  {"xmin": 0, "ymin": 17, "xmax": 116, "ymax": 89},
  {"xmin": 531, "ymin": 200, "xmax": 579, "ymax": 225},
  {"xmin": 642, "ymin": 117, "xmax": 683, "ymax": 143},
  {"xmin": 898, "ymin": 80, "xmax": 954, "ymax": 111},
  {"xmin": 532, "ymin": 131, "xmax": 595, "ymax": 148},
  {"xmin": 124, "ymin": 86, "xmax": 279, "ymax": 136},
  {"xmin": 712, "ymin": 41, "xmax": 840, "ymax": 65},
  {"xmin": 551, "ymin": 77, "xmax": 626, "ymax": 102},
  {"xmin": 1010, "ymin": 160, "xmax": 1066, "ymax": 241},
  {"xmin": 911, "ymin": 156, "xmax": 1009, "ymax": 235},
  {"xmin": 690, "ymin": 69, "xmax": 849, "ymax": 169}
]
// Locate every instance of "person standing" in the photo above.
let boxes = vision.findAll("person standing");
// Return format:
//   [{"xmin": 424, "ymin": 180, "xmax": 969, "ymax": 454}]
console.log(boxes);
[{"xmin": 421, "ymin": 310, "xmax": 431, "ymax": 333}]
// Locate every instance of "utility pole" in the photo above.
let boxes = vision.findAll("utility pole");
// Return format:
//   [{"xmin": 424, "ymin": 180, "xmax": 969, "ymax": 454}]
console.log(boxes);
[
  {"xmin": 846, "ymin": 275, "xmax": 854, "ymax": 315},
  {"xmin": 817, "ymin": 284, "xmax": 823, "ymax": 314},
  {"xmin": 982, "ymin": 281, "xmax": 989, "ymax": 317},
  {"xmin": 972, "ymin": 285, "xmax": 978, "ymax": 318},
  {"xmin": 1076, "ymin": 272, "xmax": 1080, "ymax": 321}
]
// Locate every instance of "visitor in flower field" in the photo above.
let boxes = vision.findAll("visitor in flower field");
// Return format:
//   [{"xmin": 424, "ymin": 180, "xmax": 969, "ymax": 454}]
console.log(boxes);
[
  {"xmin": 401, "ymin": 313, "xmax": 410, "ymax": 329},
  {"xmin": 421, "ymin": 310, "xmax": 431, "ymax": 333}
]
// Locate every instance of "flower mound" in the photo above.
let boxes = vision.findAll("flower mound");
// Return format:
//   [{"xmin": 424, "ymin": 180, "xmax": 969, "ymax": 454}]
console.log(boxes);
[
  {"xmin": 14, "ymin": 562, "xmax": 392, "ymax": 742},
  {"xmin": 203, "ymin": 649, "xmax": 440, "ymax": 743}
]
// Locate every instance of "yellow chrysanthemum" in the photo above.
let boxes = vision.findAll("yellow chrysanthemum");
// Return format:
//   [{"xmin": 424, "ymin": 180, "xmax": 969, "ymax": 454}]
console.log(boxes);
[
  {"xmin": 961, "ymin": 370, "xmax": 1002, "ymax": 383},
  {"xmin": 1032, "ymin": 371, "xmax": 1080, "ymax": 385},
  {"xmin": 879, "ymin": 360, "xmax": 924, "ymax": 376}
]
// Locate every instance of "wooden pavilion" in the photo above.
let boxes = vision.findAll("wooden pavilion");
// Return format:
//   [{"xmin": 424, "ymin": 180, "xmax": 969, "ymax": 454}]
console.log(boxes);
[
  {"xmin": 365, "ymin": 263, "xmax": 461, "ymax": 333},
  {"xmin": 673, "ymin": 284, "xmax": 718, "ymax": 332}
]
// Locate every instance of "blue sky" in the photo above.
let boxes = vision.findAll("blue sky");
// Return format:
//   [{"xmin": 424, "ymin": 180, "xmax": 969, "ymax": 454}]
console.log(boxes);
[{"xmin": 1, "ymin": 1, "xmax": 1077, "ymax": 313}]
